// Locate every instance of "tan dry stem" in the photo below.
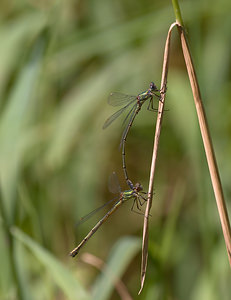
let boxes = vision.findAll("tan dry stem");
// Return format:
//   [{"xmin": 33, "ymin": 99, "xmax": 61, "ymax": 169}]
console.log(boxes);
[
  {"xmin": 177, "ymin": 22, "xmax": 231, "ymax": 264},
  {"xmin": 139, "ymin": 22, "xmax": 177, "ymax": 294},
  {"xmin": 140, "ymin": 20, "xmax": 231, "ymax": 294}
]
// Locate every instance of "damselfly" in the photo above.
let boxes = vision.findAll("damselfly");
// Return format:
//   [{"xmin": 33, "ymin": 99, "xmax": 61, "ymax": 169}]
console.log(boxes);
[
  {"xmin": 69, "ymin": 172, "xmax": 145, "ymax": 257},
  {"xmin": 103, "ymin": 82, "xmax": 161, "ymax": 189}
]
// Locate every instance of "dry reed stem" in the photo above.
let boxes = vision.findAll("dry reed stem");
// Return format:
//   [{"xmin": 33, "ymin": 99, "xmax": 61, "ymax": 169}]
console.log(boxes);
[
  {"xmin": 139, "ymin": 21, "xmax": 231, "ymax": 294},
  {"xmin": 139, "ymin": 22, "xmax": 177, "ymax": 294},
  {"xmin": 177, "ymin": 22, "xmax": 231, "ymax": 264}
]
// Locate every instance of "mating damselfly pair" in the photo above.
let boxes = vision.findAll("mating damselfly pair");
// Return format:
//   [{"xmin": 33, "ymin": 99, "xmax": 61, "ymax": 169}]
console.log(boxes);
[
  {"xmin": 103, "ymin": 82, "xmax": 161, "ymax": 189},
  {"xmin": 70, "ymin": 82, "xmax": 162, "ymax": 257}
]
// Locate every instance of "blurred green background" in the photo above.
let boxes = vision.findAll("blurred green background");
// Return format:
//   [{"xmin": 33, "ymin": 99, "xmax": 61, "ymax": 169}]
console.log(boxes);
[{"xmin": 0, "ymin": 0, "xmax": 230, "ymax": 299}]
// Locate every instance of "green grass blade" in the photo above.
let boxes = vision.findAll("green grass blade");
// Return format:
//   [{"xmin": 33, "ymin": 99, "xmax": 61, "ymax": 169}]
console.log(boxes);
[
  {"xmin": 0, "ymin": 38, "xmax": 44, "ymax": 223},
  {"xmin": 11, "ymin": 227, "xmax": 89, "ymax": 300},
  {"xmin": 0, "ymin": 12, "xmax": 46, "ymax": 98},
  {"xmin": 91, "ymin": 236, "xmax": 141, "ymax": 300}
]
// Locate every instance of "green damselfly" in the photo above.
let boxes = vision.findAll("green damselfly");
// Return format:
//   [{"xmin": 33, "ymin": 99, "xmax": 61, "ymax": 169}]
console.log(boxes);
[
  {"xmin": 103, "ymin": 82, "xmax": 161, "ymax": 190},
  {"xmin": 69, "ymin": 173, "xmax": 145, "ymax": 257}
]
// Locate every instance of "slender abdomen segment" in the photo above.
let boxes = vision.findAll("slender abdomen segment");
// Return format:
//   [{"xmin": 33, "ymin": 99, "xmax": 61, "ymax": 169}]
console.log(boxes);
[{"xmin": 70, "ymin": 197, "xmax": 125, "ymax": 257}]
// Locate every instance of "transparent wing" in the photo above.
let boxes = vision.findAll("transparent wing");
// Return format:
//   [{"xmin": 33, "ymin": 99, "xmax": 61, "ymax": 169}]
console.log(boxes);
[
  {"xmin": 108, "ymin": 172, "xmax": 121, "ymax": 194},
  {"xmin": 76, "ymin": 196, "xmax": 118, "ymax": 226},
  {"xmin": 108, "ymin": 92, "xmax": 136, "ymax": 106},
  {"xmin": 103, "ymin": 100, "xmax": 134, "ymax": 129},
  {"xmin": 122, "ymin": 102, "xmax": 137, "ymax": 127}
]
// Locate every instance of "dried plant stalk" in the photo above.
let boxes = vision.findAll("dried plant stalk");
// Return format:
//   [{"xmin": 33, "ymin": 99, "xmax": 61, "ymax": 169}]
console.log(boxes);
[
  {"xmin": 139, "ymin": 22, "xmax": 177, "ymax": 294},
  {"xmin": 139, "ymin": 19, "xmax": 231, "ymax": 294},
  {"xmin": 178, "ymin": 23, "xmax": 231, "ymax": 264}
]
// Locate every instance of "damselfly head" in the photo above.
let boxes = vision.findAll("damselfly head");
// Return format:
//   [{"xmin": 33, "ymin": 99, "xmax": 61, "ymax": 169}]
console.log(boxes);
[
  {"xmin": 150, "ymin": 82, "xmax": 158, "ymax": 92},
  {"xmin": 134, "ymin": 183, "xmax": 143, "ymax": 193}
]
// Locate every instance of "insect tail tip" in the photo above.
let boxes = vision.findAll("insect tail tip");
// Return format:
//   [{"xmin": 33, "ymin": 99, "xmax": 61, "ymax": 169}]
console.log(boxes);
[{"xmin": 69, "ymin": 251, "xmax": 77, "ymax": 258}]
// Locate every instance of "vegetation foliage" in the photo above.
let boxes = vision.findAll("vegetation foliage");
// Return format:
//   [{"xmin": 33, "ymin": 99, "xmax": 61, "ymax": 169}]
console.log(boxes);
[{"xmin": 0, "ymin": 0, "xmax": 230, "ymax": 299}]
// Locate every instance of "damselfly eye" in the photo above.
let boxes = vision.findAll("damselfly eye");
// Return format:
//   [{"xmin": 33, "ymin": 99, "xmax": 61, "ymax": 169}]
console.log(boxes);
[
  {"xmin": 135, "ymin": 183, "xmax": 143, "ymax": 192},
  {"xmin": 150, "ymin": 82, "xmax": 158, "ymax": 91}
]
